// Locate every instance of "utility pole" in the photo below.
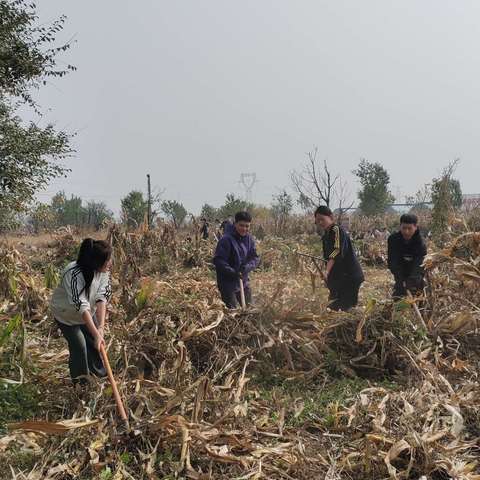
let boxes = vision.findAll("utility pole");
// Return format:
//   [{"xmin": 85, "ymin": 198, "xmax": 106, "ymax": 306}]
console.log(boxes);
[{"xmin": 147, "ymin": 174, "xmax": 152, "ymax": 228}]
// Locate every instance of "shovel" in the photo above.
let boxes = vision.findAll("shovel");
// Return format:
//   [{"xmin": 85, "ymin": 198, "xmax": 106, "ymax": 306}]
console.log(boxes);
[
  {"xmin": 99, "ymin": 344, "xmax": 129, "ymax": 425},
  {"xmin": 238, "ymin": 277, "xmax": 247, "ymax": 309}
]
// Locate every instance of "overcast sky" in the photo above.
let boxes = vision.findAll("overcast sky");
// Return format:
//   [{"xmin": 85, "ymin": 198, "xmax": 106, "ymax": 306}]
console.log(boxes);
[{"xmin": 34, "ymin": 0, "xmax": 480, "ymax": 214}]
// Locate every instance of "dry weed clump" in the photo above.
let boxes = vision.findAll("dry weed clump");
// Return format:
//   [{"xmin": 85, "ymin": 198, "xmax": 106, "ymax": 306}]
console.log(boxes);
[{"xmin": 0, "ymin": 242, "xmax": 48, "ymax": 321}]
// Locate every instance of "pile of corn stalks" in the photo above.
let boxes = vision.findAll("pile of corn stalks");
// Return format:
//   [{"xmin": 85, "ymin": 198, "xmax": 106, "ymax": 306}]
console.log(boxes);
[
  {"xmin": 1, "ymin": 227, "xmax": 480, "ymax": 479},
  {"xmin": 424, "ymin": 232, "xmax": 480, "ymax": 338}
]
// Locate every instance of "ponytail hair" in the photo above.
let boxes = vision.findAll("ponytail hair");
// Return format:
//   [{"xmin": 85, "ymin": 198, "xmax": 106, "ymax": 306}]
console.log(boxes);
[{"xmin": 77, "ymin": 238, "xmax": 112, "ymax": 295}]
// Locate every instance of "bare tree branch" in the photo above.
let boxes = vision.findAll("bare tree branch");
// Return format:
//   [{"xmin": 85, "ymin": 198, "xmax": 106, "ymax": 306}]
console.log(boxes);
[
  {"xmin": 337, "ymin": 182, "xmax": 355, "ymax": 223},
  {"xmin": 290, "ymin": 147, "xmax": 343, "ymax": 211}
]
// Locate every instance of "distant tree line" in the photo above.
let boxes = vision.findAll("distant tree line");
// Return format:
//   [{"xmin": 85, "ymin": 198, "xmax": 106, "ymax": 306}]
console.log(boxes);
[
  {"xmin": 30, "ymin": 192, "xmax": 113, "ymax": 232},
  {"xmin": 0, "ymin": 0, "xmax": 465, "ymax": 237}
]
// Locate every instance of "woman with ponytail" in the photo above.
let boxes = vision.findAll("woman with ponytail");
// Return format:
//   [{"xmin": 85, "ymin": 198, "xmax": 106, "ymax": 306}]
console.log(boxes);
[{"xmin": 51, "ymin": 238, "xmax": 113, "ymax": 386}]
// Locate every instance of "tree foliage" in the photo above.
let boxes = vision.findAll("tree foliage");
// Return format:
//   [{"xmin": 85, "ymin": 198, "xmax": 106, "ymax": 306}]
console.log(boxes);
[
  {"xmin": 271, "ymin": 190, "xmax": 293, "ymax": 234},
  {"xmin": 29, "ymin": 202, "xmax": 56, "ymax": 233},
  {"xmin": 121, "ymin": 191, "xmax": 148, "ymax": 228},
  {"xmin": 161, "ymin": 200, "xmax": 188, "ymax": 229},
  {"xmin": 51, "ymin": 191, "xmax": 82, "ymax": 226},
  {"xmin": 0, "ymin": 0, "xmax": 74, "ymax": 231},
  {"xmin": 218, "ymin": 194, "xmax": 252, "ymax": 219},
  {"xmin": 29, "ymin": 192, "xmax": 112, "ymax": 231},
  {"xmin": 200, "ymin": 204, "xmax": 218, "ymax": 222},
  {"xmin": 431, "ymin": 160, "xmax": 463, "ymax": 237},
  {"xmin": 353, "ymin": 159, "xmax": 395, "ymax": 216},
  {"xmin": 84, "ymin": 200, "xmax": 113, "ymax": 229},
  {"xmin": 0, "ymin": 0, "xmax": 76, "ymax": 103}
]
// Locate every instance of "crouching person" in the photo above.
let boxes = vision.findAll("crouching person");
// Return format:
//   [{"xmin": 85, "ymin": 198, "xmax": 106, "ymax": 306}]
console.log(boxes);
[
  {"xmin": 315, "ymin": 206, "xmax": 364, "ymax": 311},
  {"xmin": 388, "ymin": 213, "xmax": 427, "ymax": 298},
  {"xmin": 213, "ymin": 211, "xmax": 260, "ymax": 308},
  {"xmin": 51, "ymin": 238, "xmax": 112, "ymax": 386}
]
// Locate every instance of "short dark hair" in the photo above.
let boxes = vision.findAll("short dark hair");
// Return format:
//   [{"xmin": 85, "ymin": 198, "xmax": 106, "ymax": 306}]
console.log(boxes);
[
  {"xmin": 235, "ymin": 211, "xmax": 252, "ymax": 223},
  {"xmin": 314, "ymin": 205, "xmax": 333, "ymax": 217},
  {"xmin": 400, "ymin": 213, "xmax": 418, "ymax": 225}
]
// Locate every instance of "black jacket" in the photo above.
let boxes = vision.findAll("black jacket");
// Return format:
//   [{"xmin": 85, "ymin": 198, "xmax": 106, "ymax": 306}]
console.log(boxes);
[
  {"xmin": 322, "ymin": 224, "xmax": 364, "ymax": 287},
  {"xmin": 387, "ymin": 229, "xmax": 427, "ymax": 280}
]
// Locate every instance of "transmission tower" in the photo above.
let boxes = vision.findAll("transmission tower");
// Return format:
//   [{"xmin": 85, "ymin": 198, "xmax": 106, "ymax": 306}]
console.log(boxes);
[{"xmin": 239, "ymin": 173, "xmax": 258, "ymax": 203}]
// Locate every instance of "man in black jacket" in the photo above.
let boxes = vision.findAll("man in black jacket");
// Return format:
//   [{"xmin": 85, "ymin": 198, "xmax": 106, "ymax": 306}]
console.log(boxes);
[
  {"xmin": 315, "ymin": 206, "xmax": 364, "ymax": 311},
  {"xmin": 387, "ymin": 214, "xmax": 427, "ymax": 298}
]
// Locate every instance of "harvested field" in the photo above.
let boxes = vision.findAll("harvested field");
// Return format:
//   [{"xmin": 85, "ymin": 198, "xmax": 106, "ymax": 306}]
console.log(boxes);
[{"xmin": 1, "ymin": 227, "xmax": 480, "ymax": 479}]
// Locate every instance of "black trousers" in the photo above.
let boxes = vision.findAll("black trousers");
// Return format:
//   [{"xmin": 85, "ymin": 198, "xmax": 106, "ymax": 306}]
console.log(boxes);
[
  {"xmin": 56, "ymin": 319, "xmax": 106, "ymax": 384},
  {"xmin": 393, "ymin": 275, "xmax": 425, "ymax": 299},
  {"xmin": 219, "ymin": 286, "xmax": 252, "ymax": 309},
  {"xmin": 328, "ymin": 280, "xmax": 361, "ymax": 312}
]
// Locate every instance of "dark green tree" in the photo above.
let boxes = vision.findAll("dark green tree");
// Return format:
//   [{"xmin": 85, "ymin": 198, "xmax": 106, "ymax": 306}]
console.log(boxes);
[
  {"xmin": 161, "ymin": 200, "xmax": 188, "ymax": 228},
  {"xmin": 84, "ymin": 200, "xmax": 113, "ymax": 230},
  {"xmin": 31, "ymin": 193, "xmax": 113, "ymax": 229},
  {"xmin": 121, "ymin": 190, "xmax": 148, "ymax": 228},
  {"xmin": 200, "ymin": 203, "xmax": 218, "ymax": 222},
  {"xmin": 353, "ymin": 159, "xmax": 395, "ymax": 216},
  {"xmin": 0, "ymin": 0, "xmax": 75, "ymax": 231},
  {"xmin": 218, "ymin": 194, "xmax": 252, "ymax": 219},
  {"xmin": 50, "ymin": 191, "xmax": 84, "ymax": 226}
]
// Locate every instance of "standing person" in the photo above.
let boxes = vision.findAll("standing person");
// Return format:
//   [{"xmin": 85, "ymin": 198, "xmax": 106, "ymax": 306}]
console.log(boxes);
[
  {"xmin": 213, "ymin": 218, "xmax": 222, "ymax": 241},
  {"xmin": 213, "ymin": 211, "xmax": 260, "ymax": 308},
  {"xmin": 200, "ymin": 218, "xmax": 209, "ymax": 240},
  {"xmin": 220, "ymin": 216, "xmax": 234, "ymax": 235},
  {"xmin": 51, "ymin": 238, "xmax": 112, "ymax": 386},
  {"xmin": 315, "ymin": 206, "xmax": 364, "ymax": 311},
  {"xmin": 387, "ymin": 214, "xmax": 427, "ymax": 298}
]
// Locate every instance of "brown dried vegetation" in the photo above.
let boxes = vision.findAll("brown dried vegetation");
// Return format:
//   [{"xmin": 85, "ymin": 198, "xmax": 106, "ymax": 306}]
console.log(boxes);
[{"xmin": 0, "ymin": 225, "xmax": 479, "ymax": 479}]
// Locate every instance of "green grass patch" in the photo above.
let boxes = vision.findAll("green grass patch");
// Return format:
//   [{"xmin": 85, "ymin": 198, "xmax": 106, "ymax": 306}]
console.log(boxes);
[
  {"xmin": 0, "ymin": 450, "xmax": 39, "ymax": 478},
  {"xmin": 0, "ymin": 383, "xmax": 41, "ymax": 434},
  {"xmin": 251, "ymin": 369, "xmax": 399, "ymax": 429}
]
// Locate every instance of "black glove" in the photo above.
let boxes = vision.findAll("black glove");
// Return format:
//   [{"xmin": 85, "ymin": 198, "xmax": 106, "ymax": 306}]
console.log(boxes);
[{"xmin": 230, "ymin": 270, "xmax": 242, "ymax": 280}]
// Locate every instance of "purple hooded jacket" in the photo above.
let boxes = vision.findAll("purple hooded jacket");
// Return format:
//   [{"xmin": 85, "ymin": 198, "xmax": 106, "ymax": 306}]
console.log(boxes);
[{"xmin": 213, "ymin": 223, "xmax": 260, "ymax": 293}]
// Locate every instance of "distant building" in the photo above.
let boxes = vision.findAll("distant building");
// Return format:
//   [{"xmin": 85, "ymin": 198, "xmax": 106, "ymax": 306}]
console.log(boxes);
[
  {"xmin": 462, "ymin": 193, "xmax": 480, "ymax": 209},
  {"xmin": 462, "ymin": 194, "xmax": 480, "ymax": 200},
  {"xmin": 332, "ymin": 195, "xmax": 480, "ymax": 219}
]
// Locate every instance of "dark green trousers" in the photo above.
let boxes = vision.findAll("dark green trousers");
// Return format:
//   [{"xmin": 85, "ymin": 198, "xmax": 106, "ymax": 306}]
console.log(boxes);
[{"xmin": 56, "ymin": 319, "xmax": 106, "ymax": 384}]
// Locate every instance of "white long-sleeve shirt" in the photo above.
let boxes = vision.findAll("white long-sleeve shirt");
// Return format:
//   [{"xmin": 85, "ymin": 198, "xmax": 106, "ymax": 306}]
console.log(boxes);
[{"xmin": 51, "ymin": 262, "xmax": 112, "ymax": 326}]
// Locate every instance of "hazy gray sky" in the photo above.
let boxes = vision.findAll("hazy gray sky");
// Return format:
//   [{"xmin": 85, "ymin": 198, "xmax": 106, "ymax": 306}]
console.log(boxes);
[{"xmin": 35, "ymin": 0, "xmax": 480, "ymax": 214}]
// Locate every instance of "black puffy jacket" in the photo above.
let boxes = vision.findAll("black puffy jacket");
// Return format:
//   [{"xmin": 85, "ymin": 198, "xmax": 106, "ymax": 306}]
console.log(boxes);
[{"xmin": 387, "ymin": 229, "xmax": 427, "ymax": 280}]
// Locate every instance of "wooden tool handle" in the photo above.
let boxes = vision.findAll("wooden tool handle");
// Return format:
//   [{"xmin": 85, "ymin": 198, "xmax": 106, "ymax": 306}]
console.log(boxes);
[
  {"xmin": 100, "ymin": 344, "xmax": 128, "ymax": 422},
  {"xmin": 239, "ymin": 278, "xmax": 246, "ymax": 309}
]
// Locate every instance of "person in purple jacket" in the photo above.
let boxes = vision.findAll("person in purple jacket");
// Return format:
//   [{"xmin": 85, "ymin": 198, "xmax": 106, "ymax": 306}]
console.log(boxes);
[{"xmin": 213, "ymin": 211, "xmax": 260, "ymax": 308}]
